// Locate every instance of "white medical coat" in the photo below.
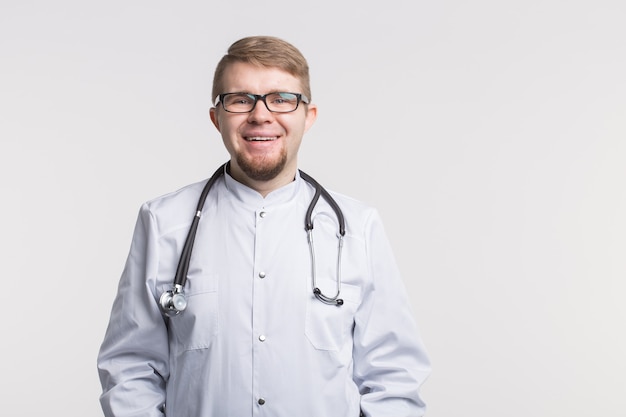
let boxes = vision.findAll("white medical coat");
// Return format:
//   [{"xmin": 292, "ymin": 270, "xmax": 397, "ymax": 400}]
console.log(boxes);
[{"xmin": 98, "ymin": 169, "xmax": 430, "ymax": 417}]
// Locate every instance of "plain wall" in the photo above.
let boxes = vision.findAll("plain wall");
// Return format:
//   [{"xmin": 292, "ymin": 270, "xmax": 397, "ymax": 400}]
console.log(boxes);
[{"xmin": 1, "ymin": 1, "xmax": 624, "ymax": 415}]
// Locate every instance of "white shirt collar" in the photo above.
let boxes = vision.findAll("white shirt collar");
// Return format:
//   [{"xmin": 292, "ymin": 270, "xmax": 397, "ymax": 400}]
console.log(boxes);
[{"xmin": 223, "ymin": 168, "xmax": 303, "ymax": 207}]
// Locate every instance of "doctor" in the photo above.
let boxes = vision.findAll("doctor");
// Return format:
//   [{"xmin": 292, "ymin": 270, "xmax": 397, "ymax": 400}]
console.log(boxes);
[{"xmin": 97, "ymin": 35, "xmax": 431, "ymax": 417}]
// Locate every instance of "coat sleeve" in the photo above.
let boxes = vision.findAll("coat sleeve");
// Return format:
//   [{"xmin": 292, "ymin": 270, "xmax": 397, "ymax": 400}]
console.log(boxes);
[
  {"xmin": 352, "ymin": 210, "xmax": 431, "ymax": 417},
  {"xmin": 97, "ymin": 203, "xmax": 170, "ymax": 417}
]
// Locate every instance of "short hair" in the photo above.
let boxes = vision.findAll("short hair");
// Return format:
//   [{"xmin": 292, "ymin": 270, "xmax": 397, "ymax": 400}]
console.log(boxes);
[{"xmin": 211, "ymin": 36, "xmax": 312, "ymax": 104}]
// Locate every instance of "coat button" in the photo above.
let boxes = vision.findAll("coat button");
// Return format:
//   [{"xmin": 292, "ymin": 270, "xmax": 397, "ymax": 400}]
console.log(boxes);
[{"xmin": 258, "ymin": 398, "xmax": 266, "ymax": 405}]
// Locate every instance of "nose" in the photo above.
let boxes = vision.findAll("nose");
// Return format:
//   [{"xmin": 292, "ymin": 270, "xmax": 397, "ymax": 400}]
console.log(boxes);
[{"xmin": 247, "ymin": 98, "xmax": 274, "ymax": 123}]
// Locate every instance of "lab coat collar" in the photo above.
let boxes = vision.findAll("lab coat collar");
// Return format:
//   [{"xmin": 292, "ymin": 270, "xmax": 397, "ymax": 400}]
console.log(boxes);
[{"xmin": 223, "ymin": 167, "xmax": 303, "ymax": 207}]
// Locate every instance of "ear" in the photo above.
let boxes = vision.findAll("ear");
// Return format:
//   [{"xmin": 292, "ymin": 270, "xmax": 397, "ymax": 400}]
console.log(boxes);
[
  {"xmin": 209, "ymin": 107, "xmax": 221, "ymax": 132},
  {"xmin": 303, "ymin": 103, "xmax": 318, "ymax": 133}
]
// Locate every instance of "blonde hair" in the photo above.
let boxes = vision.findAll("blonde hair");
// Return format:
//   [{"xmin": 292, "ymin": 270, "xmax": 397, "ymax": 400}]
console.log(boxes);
[{"xmin": 211, "ymin": 36, "xmax": 311, "ymax": 103}]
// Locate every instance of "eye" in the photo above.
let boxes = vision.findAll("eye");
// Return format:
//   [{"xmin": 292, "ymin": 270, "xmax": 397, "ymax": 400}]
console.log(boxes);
[
  {"xmin": 269, "ymin": 93, "xmax": 297, "ymax": 105},
  {"xmin": 225, "ymin": 94, "xmax": 253, "ymax": 106}
]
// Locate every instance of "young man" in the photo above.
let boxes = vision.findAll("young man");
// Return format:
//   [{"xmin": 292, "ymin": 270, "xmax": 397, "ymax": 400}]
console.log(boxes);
[{"xmin": 98, "ymin": 35, "xmax": 430, "ymax": 417}]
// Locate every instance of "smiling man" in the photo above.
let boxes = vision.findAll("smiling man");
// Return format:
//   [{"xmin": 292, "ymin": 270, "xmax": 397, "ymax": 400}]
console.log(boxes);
[
  {"xmin": 210, "ymin": 58, "xmax": 316, "ymax": 193},
  {"xmin": 98, "ymin": 36, "xmax": 430, "ymax": 417}
]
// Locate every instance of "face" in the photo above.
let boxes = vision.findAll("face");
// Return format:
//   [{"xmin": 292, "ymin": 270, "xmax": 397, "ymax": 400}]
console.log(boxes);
[{"xmin": 210, "ymin": 62, "xmax": 317, "ymax": 192}]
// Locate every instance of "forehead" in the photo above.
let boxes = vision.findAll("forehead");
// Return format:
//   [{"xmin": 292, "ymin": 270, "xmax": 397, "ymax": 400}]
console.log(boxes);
[{"xmin": 221, "ymin": 62, "xmax": 303, "ymax": 93}]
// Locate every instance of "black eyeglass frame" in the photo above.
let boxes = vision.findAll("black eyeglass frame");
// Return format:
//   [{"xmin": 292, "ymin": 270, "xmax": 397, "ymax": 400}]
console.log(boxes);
[{"xmin": 214, "ymin": 92, "xmax": 310, "ymax": 113}]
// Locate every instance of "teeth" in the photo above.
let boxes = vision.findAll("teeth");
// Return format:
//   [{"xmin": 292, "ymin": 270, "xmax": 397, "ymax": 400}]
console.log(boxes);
[{"xmin": 246, "ymin": 136, "xmax": 277, "ymax": 141}]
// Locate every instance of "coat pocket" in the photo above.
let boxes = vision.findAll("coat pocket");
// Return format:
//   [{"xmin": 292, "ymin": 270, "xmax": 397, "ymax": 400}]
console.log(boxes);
[
  {"xmin": 166, "ymin": 273, "xmax": 219, "ymax": 351},
  {"xmin": 305, "ymin": 279, "xmax": 361, "ymax": 351}
]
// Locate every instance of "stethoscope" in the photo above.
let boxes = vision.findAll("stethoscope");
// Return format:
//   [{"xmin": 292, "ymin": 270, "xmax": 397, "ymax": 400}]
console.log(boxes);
[{"xmin": 159, "ymin": 162, "xmax": 346, "ymax": 317}]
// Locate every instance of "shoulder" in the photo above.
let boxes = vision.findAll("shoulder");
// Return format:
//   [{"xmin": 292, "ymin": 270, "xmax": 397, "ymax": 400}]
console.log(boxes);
[
  {"xmin": 138, "ymin": 178, "xmax": 216, "ymax": 235},
  {"xmin": 317, "ymin": 186, "xmax": 383, "ymax": 236},
  {"xmin": 144, "ymin": 178, "xmax": 208, "ymax": 211},
  {"xmin": 326, "ymin": 189, "xmax": 373, "ymax": 213}
]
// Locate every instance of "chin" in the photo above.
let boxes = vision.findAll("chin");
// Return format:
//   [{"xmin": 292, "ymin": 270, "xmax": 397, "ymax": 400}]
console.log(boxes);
[{"xmin": 237, "ymin": 154, "xmax": 287, "ymax": 182}]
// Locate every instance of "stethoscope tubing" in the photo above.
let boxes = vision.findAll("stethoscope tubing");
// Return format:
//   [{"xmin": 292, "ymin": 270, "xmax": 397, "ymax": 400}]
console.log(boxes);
[
  {"xmin": 173, "ymin": 164, "xmax": 226, "ymax": 288},
  {"xmin": 160, "ymin": 162, "xmax": 346, "ymax": 316}
]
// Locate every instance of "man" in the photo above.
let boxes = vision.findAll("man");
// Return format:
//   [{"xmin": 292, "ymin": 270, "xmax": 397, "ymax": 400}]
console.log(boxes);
[{"xmin": 98, "ymin": 35, "xmax": 430, "ymax": 417}]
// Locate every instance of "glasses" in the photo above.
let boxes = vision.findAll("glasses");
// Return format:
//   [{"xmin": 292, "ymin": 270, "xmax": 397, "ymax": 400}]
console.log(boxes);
[{"xmin": 215, "ymin": 92, "xmax": 309, "ymax": 113}]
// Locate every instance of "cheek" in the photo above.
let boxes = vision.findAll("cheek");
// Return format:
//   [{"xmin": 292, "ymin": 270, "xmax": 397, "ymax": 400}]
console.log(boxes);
[
  {"xmin": 217, "ymin": 118, "xmax": 240, "ymax": 137},
  {"xmin": 287, "ymin": 129, "xmax": 305, "ymax": 151}
]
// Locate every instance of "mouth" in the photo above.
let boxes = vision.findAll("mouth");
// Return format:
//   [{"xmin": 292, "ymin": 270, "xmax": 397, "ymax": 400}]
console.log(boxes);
[{"xmin": 245, "ymin": 136, "xmax": 278, "ymax": 142}]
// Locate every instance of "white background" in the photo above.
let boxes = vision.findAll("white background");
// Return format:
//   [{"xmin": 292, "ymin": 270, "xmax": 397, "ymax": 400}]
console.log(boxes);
[{"xmin": 1, "ymin": 1, "xmax": 625, "ymax": 416}]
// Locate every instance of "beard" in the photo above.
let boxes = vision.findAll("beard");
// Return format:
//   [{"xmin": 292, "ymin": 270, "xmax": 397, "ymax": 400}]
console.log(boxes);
[{"xmin": 236, "ymin": 150, "xmax": 288, "ymax": 182}]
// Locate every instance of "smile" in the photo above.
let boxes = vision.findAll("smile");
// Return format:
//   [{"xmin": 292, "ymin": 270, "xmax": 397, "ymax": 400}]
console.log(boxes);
[{"xmin": 245, "ymin": 136, "xmax": 278, "ymax": 141}]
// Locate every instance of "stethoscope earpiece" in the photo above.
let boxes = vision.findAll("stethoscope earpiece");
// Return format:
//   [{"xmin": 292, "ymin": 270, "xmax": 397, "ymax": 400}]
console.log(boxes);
[{"xmin": 314, "ymin": 287, "xmax": 344, "ymax": 306}]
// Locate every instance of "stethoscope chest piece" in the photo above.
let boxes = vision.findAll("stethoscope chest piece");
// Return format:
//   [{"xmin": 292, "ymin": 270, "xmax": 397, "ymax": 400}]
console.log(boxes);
[{"xmin": 159, "ymin": 284, "xmax": 188, "ymax": 317}]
